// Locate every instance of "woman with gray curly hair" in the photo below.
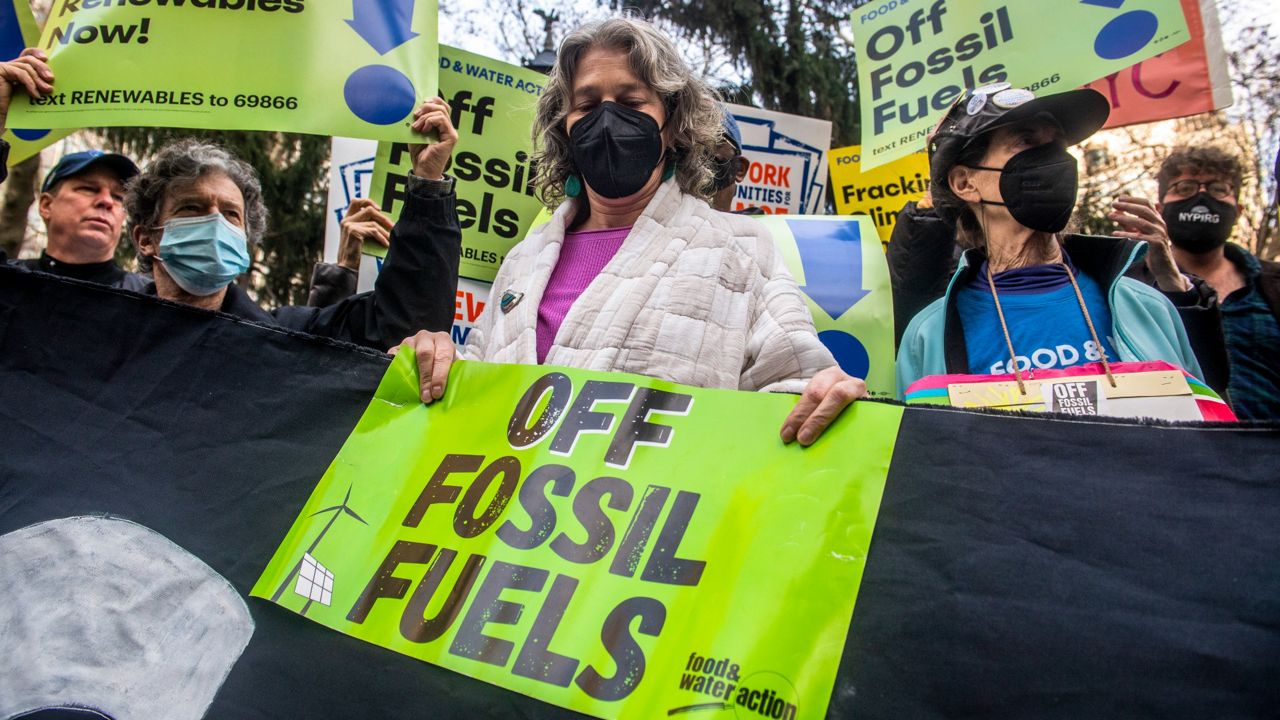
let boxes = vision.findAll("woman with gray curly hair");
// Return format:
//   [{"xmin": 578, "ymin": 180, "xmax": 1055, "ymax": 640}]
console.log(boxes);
[
  {"xmin": 128, "ymin": 107, "xmax": 463, "ymax": 351},
  {"xmin": 398, "ymin": 16, "xmax": 865, "ymax": 447}
]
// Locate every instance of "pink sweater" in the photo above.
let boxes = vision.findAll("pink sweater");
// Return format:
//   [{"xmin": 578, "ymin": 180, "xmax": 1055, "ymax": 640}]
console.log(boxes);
[{"xmin": 536, "ymin": 225, "xmax": 630, "ymax": 363}]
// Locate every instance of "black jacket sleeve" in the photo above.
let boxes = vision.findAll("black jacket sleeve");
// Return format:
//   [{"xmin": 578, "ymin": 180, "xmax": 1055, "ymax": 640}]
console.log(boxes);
[
  {"xmin": 886, "ymin": 201, "xmax": 959, "ymax": 346},
  {"xmin": 1164, "ymin": 281, "xmax": 1230, "ymax": 395},
  {"xmin": 272, "ymin": 174, "xmax": 461, "ymax": 351},
  {"xmin": 1125, "ymin": 263, "xmax": 1230, "ymax": 396},
  {"xmin": 306, "ymin": 262, "xmax": 358, "ymax": 308}
]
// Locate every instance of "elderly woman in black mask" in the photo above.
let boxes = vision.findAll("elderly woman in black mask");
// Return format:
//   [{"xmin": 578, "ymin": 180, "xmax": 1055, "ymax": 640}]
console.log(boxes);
[
  {"xmin": 896, "ymin": 85, "xmax": 1203, "ymax": 396},
  {"xmin": 400, "ymin": 16, "xmax": 863, "ymax": 447}
]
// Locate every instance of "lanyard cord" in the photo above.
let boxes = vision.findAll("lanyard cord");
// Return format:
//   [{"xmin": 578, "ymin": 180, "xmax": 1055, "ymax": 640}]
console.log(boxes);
[
  {"xmin": 1061, "ymin": 261, "xmax": 1117, "ymax": 389},
  {"xmin": 985, "ymin": 261, "xmax": 1027, "ymax": 395},
  {"xmin": 986, "ymin": 260, "xmax": 1117, "ymax": 396}
]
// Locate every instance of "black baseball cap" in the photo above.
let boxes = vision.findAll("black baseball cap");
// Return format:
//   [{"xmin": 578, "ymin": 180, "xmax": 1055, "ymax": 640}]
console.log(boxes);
[
  {"xmin": 41, "ymin": 150, "xmax": 139, "ymax": 193},
  {"xmin": 928, "ymin": 84, "xmax": 1110, "ymax": 183}
]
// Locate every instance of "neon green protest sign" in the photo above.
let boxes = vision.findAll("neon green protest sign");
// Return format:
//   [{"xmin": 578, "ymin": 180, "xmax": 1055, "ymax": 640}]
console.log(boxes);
[
  {"xmin": 851, "ymin": 0, "xmax": 1190, "ymax": 169},
  {"xmin": 7, "ymin": 0, "xmax": 437, "ymax": 141},
  {"xmin": 253, "ymin": 357, "xmax": 903, "ymax": 719},
  {"xmin": 366, "ymin": 45, "xmax": 547, "ymax": 283}
]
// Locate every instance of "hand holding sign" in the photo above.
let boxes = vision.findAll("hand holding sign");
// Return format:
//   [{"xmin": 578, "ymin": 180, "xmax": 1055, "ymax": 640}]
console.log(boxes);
[
  {"xmin": 780, "ymin": 366, "xmax": 868, "ymax": 446},
  {"xmin": 409, "ymin": 96, "xmax": 458, "ymax": 181},
  {"xmin": 389, "ymin": 330, "xmax": 456, "ymax": 404},
  {"xmin": 0, "ymin": 48, "xmax": 52, "ymax": 130},
  {"xmin": 1, "ymin": 2, "xmax": 71, "ymax": 163},
  {"xmin": 338, "ymin": 198, "xmax": 393, "ymax": 271}
]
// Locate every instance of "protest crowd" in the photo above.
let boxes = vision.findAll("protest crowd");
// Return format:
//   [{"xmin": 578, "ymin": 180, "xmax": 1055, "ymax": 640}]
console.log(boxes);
[
  {"xmin": 5, "ymin": 19, "xmax": 1277, "ymax": 420},
  {"xmin": 0, "ymin": 1, "xmax": 1278, "ymax": 718}
]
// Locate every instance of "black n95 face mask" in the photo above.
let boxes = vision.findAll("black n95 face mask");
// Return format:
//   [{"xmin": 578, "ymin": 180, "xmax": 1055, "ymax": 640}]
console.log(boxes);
[
  {"xmin": 569, "ymin": 101, "xmax": 665, "ymax": 199},
  {"xmin": 970, "ymin": 142, "xmax": 1079, "ymax": 233}
]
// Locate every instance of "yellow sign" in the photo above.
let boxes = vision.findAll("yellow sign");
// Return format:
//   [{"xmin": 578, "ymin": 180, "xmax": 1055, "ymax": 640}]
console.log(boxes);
[{"xmin": 828, "ymin": 145, "xmax": 930, "ymax": 245}]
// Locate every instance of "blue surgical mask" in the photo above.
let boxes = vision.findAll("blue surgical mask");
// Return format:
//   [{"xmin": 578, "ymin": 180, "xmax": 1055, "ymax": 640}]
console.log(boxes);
[{"xmin": 155, "ymin": 213, "xmax": 251, "ymax": 296}]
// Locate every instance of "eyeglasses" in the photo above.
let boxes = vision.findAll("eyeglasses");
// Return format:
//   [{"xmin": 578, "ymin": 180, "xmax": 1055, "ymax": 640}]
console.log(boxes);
[{"xmin": 1167, "ymin": 179, "xmax": 1234, "ymax": 200}]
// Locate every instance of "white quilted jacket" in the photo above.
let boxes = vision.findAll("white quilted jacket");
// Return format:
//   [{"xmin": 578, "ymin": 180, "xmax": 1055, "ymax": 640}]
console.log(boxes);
[{"xmin": 461, "ymin": 178, "xmax": 836, "ymax": 393}]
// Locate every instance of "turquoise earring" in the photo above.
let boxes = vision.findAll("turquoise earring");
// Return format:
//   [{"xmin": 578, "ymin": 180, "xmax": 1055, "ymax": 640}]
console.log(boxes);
[
  {"xmin": 565, "ymin": 174, "xmax": 582, "ymax": 198},
  {"xmin": 661, "ymin": 159, "xmax": 675, "ymax": 182}
]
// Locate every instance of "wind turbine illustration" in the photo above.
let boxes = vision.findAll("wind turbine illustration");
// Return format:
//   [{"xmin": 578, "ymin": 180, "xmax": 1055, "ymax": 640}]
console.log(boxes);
[{"xmin": 270, "ymin": 483, "xmax": 367, "ymax": 615}]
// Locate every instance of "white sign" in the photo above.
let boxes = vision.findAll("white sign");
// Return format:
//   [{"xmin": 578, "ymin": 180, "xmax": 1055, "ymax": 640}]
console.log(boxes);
[{"xmin": 728, "ymin": 104, "xmax": 833, "ymax": 215}]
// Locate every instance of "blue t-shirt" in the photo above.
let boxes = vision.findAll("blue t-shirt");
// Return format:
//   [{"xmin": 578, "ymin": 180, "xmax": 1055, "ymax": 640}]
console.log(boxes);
[{"xmin": 956, "ymin": 260, "xmax": 1117, "ymax": 375}]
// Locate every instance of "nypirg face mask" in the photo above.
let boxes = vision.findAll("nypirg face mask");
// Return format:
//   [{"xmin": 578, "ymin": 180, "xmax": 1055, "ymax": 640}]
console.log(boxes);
[
  {"xmin": 1162, "ymin": 192, "xmax": 1238, "ymax": 254},
  {"xmin": 569, "ymin": 101, "xmax": 665, "ymax": 199},
  {"xmin": 971, "ymin": 142, "xmax": 1080, "ymax": 233},
  {"xmin": 156, "ymin": 213, "xmax": 251, "ymax": 297}
]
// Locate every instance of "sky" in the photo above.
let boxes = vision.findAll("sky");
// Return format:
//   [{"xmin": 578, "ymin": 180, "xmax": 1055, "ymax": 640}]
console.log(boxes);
[{"xmin": 1224, "ymin": 0, "xmax": 1280, "ymax": 34}]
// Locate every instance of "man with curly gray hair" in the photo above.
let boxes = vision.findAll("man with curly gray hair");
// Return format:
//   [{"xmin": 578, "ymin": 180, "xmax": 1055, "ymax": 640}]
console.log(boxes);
[
  {"xmin": 397, "ymin": 16, "xmax": 866, "ymax": 447},
  {"xmin": 127, "ymin": 100, "xmax": 462, "ymax": 351}
]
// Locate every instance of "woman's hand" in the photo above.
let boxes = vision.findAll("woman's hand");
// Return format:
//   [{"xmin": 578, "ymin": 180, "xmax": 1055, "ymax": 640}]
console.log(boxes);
[
  {"xmin": 389, "ymin": 330, "xmax": 456, "ymax": 404},
  {"xmin": 779, "ymin": 366, "xmax": 867, "ymax": 446},
  {"xmin": 409, "ymin": 97, "xmax": 459, "ymax": 181}
]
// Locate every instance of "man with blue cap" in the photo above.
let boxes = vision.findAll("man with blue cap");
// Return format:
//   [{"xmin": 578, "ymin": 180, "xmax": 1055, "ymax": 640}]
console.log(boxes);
[{"xmin": 11, "ymin": 149, "xmax": 148, "ymax": 290}]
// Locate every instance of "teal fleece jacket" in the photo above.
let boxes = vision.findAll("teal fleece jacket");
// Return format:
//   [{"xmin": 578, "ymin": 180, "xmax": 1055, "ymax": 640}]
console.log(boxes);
[{"xmin": 896, "ymin": 235, "xmax": 1204, "ymax": 398}]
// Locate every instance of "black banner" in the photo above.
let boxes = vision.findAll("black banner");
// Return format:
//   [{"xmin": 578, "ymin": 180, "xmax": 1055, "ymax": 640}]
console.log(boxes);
[{"xmin": 1, "ymin": 267, "xmax": 1277, "ymax": 719}]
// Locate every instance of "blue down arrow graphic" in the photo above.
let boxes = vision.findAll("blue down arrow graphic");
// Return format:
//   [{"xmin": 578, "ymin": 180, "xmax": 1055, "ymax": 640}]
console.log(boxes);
[
  {"xmin": 788, "ymin": 219, "xmax": 869, "ymax": 320},
  {"xmin": 347, "ymin": 0, "xmax": 419, "ymax": 55}
]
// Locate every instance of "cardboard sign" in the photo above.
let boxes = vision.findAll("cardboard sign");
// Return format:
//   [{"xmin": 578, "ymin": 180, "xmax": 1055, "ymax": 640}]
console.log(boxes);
[
  {"xmin": 7, "ymin": 0, "xmax": 438, "ymax": 141},
  {"xmin": 728, "ymin": 104, "xmax": 832, "ymax": 215},
  {"xmin": 1086, "ymin": 0, "xmax": 1232, "ymax": 129},
  {"xmin": 850, "ymin": 0, "xmax": 1192, "ymax": 169},
  {"xmin": 252, "ymin": 357, "xmax": 904, "ymax": 719},
  {"xmin": 828, "ymin": 145, "xmax": 931, "ymax": 244},
  {"xmin": 904, "ymin": 361, "xmax": 1237, "ymax": 422}
]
